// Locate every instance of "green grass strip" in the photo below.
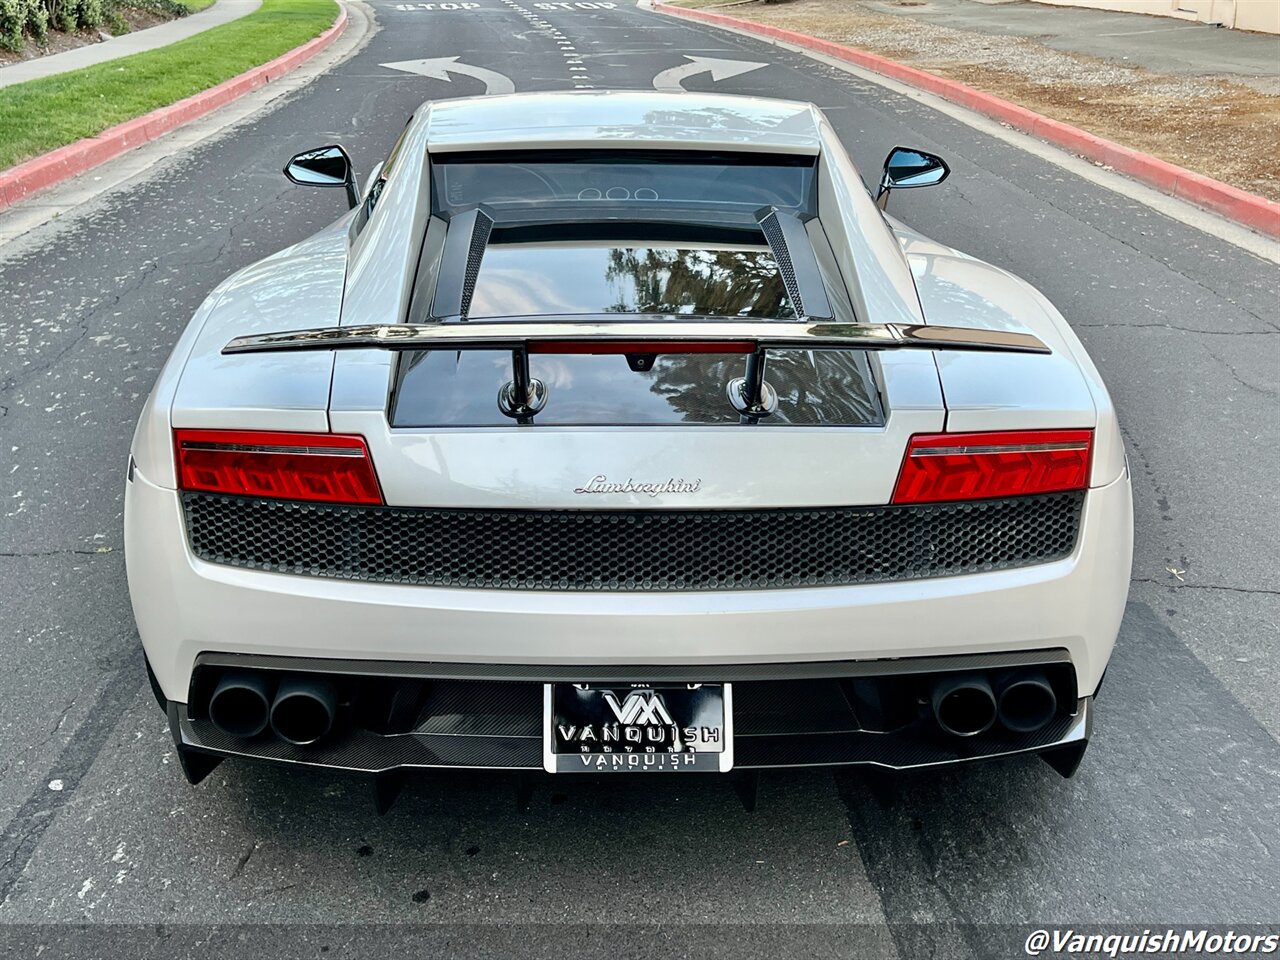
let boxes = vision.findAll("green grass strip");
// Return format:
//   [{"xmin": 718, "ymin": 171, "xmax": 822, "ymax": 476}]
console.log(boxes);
[{"xmin": 0, "ymin": 0, "xmax": 339, "ymax": 171}]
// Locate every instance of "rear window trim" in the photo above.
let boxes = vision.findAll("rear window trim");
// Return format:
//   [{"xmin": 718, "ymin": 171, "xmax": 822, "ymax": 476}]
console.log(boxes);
[
  {"xmin": 430, "ymin": 148, "xmax": 819, "ymax": 167},
  {"xmin": 428, "ymin": 149, "xmax": 819, "ymax": 221}
]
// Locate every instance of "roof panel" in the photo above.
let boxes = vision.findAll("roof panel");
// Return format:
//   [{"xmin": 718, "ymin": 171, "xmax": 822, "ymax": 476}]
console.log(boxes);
[{"xmin": 424, "ymin": 91, "xmax": 823, "ymax": 154}]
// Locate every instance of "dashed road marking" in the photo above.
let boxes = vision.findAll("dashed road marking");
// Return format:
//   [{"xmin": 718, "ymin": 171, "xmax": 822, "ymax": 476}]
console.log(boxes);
[
  {"xmin": 394, "ymin": 1, "xmax": 616, "ymax": 10},
  {"xmin": 499, "ymin": 0, "xmax": 597, "ymax": 87}
]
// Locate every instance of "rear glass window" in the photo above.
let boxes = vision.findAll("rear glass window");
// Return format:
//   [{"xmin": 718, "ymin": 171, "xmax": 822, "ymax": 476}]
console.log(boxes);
[
  {"xmin": 391, "ymin": 349, "xmax": 883, "ymax": 428},
  {"xmin": 468, "ymin": 245, "xmax": 797, "ymax": 320},
  {"xmin": 432, "ymin": 150, "xmax": 815, "ymax": 220}
]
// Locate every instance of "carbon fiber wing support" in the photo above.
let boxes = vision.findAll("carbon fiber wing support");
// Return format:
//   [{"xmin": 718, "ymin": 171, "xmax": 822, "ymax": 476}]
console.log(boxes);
[
  {"xmin": 754, "ymin": 206, "xmax": 832, "ymax": 321},
  {"xmin": 428, "ymin": 207, "xmax": 495, "ymax": 322}
]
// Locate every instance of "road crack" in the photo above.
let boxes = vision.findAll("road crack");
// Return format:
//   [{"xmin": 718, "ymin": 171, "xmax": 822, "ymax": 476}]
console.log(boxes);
[
  {"xmin": 1075, "ymin": 321, "xmax": 1279, "ymax": 336},
  {"xmin": 1201, "ymin": 346, "xmax": 1278, "ymax": 398},
  {"xmin": 1132, "ymin": 577, "xmax": 1280, "ymax": 597},
  {"xmin": 230, "ymin": 842, "xmax": 259, "ymax": 880},
  {"xmin": 0, "ymin": 549, "xmax": 115, "ymax": 559},
  {"xmin": 0, "ymin": 657, "xmax": 144, "ymax": 907},
  {"xmin": 958, "ymin": 151, "xmax": 1280, "ymax": 325},
  {"xmin": 0, "ymin": 260, "xmax": 159, "ymax": 397}
]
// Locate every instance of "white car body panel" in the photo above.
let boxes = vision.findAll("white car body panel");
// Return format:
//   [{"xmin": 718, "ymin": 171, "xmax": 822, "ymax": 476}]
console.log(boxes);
[
  {"xmin": 169, "ymin": 221, "xmax": 345, "ymax": 433},
  {"xmin": 127, "ymin": 467, "xmax": 1130, "ymax": 702},
  {"xmin": 813, "ymin": 123, "xmax": 922, "ymax": 326},
  {"xmin": 895, "ymin": 225, "xmax": 1125, "ymax": 485},
  {"xmin": 331, "ymin": 412, "xmax": 943, "ymax": 510}
]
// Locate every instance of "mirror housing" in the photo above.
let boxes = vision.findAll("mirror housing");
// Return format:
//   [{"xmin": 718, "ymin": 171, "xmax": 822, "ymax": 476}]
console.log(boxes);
[
  {"xmin": 284, "ymin": 145, "xmax": 360, "ymax": 209},
  {"xmin": 363, "ymin": 160, "xmax": 386, "ymax": 200},
  {"xmin": 876, "ymin": 147, "xmax": 950, "ymax": 211}
]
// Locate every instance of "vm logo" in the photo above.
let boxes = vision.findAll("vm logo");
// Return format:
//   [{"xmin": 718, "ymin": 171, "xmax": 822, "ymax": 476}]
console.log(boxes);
[{"xmin": 603, "ymin": 690, "xmax": 674, "ymax": 726}]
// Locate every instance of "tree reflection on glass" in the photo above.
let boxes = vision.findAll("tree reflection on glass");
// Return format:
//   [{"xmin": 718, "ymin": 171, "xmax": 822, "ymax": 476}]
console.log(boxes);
[
  {"xmin": 603, "ymin": 248, "xmax": 796, "ymax": 319},
  {"xmin": 597, "ymin": 248, "xmax": 879, "ymax": 425},
  {"xmin": 645, "ymin": 349, "xmax": 881, "ymax": 426}
]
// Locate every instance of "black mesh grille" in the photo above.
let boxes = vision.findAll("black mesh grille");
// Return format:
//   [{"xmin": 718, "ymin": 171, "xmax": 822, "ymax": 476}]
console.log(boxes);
[
  {"xmin": 182, "ymin": 492, "xmax": 1083, "ymax": 592},
  {"xmin": 458, "ymin": 209, "xmax": 493, "ymax": 320},
  {"xmin": 757, "ymin": 211, "xmax": 802, "ymax": 316}
]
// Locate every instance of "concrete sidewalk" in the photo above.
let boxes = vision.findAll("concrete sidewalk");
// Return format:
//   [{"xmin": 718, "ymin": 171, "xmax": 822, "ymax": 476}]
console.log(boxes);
[
  {"xmin": 0, "ymin": 0, "xmax": 262, "ymax": 90},
  {"xmin": 864, "ymin": 0, "xmax": 1279, "ymax": 92}
]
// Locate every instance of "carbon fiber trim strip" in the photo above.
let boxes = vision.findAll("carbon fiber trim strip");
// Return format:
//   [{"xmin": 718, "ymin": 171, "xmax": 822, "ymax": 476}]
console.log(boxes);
[{"xmin": 172, "ymin": 698, "xmax": 1091, "ymax": 773}]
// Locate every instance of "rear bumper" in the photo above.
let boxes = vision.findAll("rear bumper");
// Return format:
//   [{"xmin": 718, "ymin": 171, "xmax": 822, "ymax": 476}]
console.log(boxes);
[
  {"xmin": 126, "ymin": 469, "xmax": 1132, "ymax": 703},
  {"xmin": 166, "ymin": 649, "xmax": 1093, "ymax": 778}
]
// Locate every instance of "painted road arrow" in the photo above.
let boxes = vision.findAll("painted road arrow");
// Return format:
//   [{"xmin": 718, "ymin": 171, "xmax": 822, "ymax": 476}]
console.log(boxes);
[
  {"xmin": 653, "ymin": 55, "xmax": 767, "ymax": 92},
  {"xmin": 382, "ymin": 57, "xmax": 516, "ymax": 94}
]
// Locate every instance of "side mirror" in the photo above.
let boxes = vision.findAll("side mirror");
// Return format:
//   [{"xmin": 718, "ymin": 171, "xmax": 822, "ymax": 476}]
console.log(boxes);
[
  {"xmin": 876, "ymin": 147, "xmax": 950, "ymax": 211},
  {"xmin": 284, "ymin": 145, "xmax": 360, "ymax": 209}
]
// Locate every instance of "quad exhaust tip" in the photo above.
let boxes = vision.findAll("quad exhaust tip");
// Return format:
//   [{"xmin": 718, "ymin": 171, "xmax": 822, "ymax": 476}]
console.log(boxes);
[
  {"xmin": 930, "ymin": 673, "xmax": 997, "ymax": 737},
  {"xmin": 269, "ymin": 675, "xmax": 337, "ymax": 746},
  {"xmin": 208, "ymin": 670, "xmax": 274, "ymax": 739},
  {"xmin": 930, "ymin": 669, "xmax": 1059, "ymax": 738},
  {"xmin": 996, "ymin": 669, "xmax": 1057, "ymax": 734},
  {"xmin": 206, "ymin": 670, "xmax": 339, "ymax": 746}
]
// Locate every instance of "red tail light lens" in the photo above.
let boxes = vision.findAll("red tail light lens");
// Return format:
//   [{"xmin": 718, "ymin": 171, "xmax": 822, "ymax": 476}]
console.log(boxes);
[
  {"xmin": 174, "ymin": 430, "xmax": 383, "ymax": 505},
  {"xmin": 892, "ymin": 429, "xmax": 1093, "ymax": 504}
]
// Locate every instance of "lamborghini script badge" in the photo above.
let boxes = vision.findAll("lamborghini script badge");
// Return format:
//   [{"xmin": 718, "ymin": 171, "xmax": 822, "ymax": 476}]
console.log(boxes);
[{"xmin": 574, "ymin": 475, "xmax": 701, "ymax": 497}]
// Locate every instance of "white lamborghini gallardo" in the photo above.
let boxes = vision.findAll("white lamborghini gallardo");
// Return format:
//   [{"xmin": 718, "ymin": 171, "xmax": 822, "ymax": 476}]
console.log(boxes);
[{"xmin": 125, "ymin": 92, "xmax": 1132, "ymax": 803}]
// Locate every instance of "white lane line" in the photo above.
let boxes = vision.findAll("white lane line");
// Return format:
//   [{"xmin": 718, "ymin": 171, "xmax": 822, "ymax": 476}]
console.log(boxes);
[{"xmin": 1095, "ymin": 25, "xmax": 1201, "ymax": 38}]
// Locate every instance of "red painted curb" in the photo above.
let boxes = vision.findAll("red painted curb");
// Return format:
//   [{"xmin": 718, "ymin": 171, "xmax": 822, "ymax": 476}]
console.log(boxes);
[
  {"xmin": 0, "ymin": 8, "xmax": 349, "ymax": 211},
  {"xmin": 655, "ymin": 2, "xmax": 1280, "ymax": 239}
]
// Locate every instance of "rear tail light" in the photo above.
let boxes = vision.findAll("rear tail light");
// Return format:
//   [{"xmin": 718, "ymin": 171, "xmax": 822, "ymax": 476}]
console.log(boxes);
[
  {"xmin": 892, "ymin": 429, "xmax": 1092, "ymax": 504},
  {"xmin": 174, "ymin": 430, "xmax": 383, "ymax": 505}
]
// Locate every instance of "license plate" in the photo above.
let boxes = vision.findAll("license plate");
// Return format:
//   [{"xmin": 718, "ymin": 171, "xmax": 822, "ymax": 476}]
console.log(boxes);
[{"xmin": 543, "ymin": 683, "xmax": 733, "ymax": 773}]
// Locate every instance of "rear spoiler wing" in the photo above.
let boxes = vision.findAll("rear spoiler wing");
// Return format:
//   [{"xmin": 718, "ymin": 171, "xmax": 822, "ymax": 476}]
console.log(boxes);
[
  {"xmin": 222, "ymin": 319, "xmax": 1047, "ymax": 356},
  {"xmin": 222, "ymin": 318, "xmax": 1048, "ymax": 421}
]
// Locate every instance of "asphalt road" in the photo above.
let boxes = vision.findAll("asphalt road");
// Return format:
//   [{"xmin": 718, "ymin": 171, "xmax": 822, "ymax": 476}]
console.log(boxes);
[{"xmin": 1, "ymin": 1, "xmax": 1278, "ymax": 956}]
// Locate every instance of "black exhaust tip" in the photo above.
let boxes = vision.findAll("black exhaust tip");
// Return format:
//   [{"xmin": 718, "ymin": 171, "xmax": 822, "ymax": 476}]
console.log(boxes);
[
  {"xmin": 270, "ymin": 675, "xmax": 337, "ymax": 746},
  {"xmin": 931, "ymin": 673, "xmax": 997, "ymax": 737},
  {"xmin": 208, "ymin": 670, "xmax": 274, "ymax": 738},
  {"xmin": 996, "ymin": 669, "xmax": 1057, "ymax": 734}
]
